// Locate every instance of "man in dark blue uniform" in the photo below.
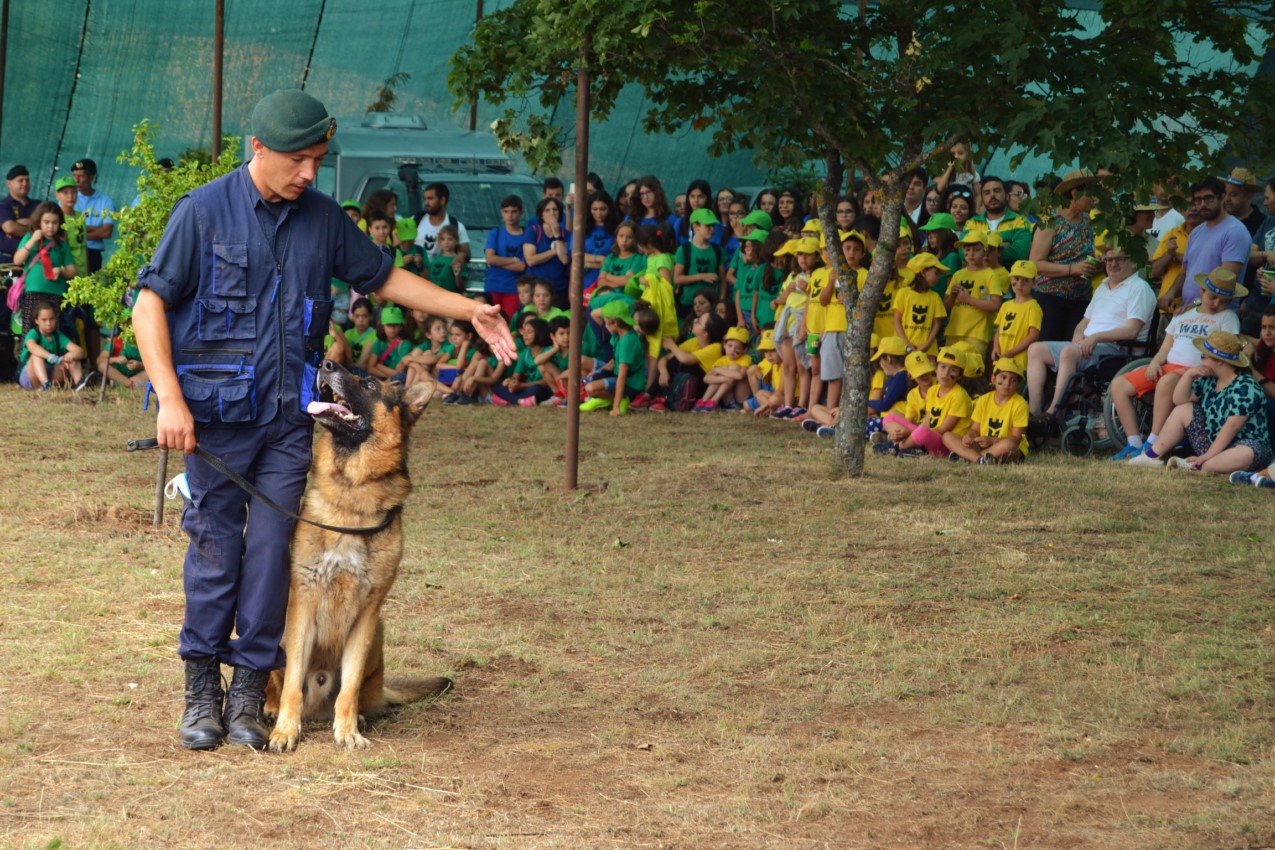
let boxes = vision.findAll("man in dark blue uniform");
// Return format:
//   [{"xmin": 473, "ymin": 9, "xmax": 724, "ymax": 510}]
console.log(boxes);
[{"xmin": 133, "ymin": 90, "xmax": 515, "ymax": 751}]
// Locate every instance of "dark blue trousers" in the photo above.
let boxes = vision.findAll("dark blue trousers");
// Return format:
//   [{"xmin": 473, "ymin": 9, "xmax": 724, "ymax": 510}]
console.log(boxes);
[{"xmin": 178, "ymin": 416, "xmax": 312, "ymax": 671}]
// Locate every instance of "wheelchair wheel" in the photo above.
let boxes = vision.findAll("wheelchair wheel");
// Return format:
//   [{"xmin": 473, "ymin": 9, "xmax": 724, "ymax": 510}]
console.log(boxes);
[
  {"xmin": 1101, "ymin": 357, "xmax": 1153, "ymax": 449},
  {"xmin": 1061, "ymin": 423, "xmax": 1094, "ymax": 457}
]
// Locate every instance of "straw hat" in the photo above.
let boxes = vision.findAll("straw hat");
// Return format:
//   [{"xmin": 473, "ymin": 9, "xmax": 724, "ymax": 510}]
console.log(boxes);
[
  {"xmin": 1220, "ymin": 167, "xmax": 1261, "ymax": 191},
  {"xmin": 1193, "ymin": 266, "xmax": 1248, "ymax": 300},
  {"xmin": 1054, "ymin": 169, "xmax": 1099, "ymax": 195},
  {"xmin": 1193, "ymin": 330, "xmax": 1250, "ymax": 368}
]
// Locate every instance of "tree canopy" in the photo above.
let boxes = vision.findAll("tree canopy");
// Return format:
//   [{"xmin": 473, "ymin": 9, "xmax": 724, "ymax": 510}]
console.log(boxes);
[{"xmin": 451, "ymin": 0, "xmax": 1275, "ymax": 474}]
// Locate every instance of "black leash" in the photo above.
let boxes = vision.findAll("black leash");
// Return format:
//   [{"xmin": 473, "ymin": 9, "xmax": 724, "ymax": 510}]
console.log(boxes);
[{"xmin": 126, "ymin": 437, "xmax": 400, "ymax": 536}]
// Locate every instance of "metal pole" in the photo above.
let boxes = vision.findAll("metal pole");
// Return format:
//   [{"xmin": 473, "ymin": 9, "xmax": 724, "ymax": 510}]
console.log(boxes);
[
  {"xmin": 153, "ymin": 449, "xmax": 169, "ymax": 526},
  {"xmin": 565, "ymin": 44, "xmax": 589, "ymax": 491},
  {"xmin": 212, "ymin": 0, "xmax": 224, "ymax": 161},
  {"xmin": 0, "ymin": 0, "xmax": 9, "ymax": 149},
  {"xmin": 469, "ymin": 0, "xmax": 484, "ymax": 132}
]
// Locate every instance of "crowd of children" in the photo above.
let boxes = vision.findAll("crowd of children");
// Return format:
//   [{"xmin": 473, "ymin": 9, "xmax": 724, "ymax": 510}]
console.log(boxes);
[{"xmin": 10, "ymin": 166, "xmax": 1275, "ymax": 486}]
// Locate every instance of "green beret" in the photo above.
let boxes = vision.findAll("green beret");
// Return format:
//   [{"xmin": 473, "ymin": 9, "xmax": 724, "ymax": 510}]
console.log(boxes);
[{"xmin": 251, "ymin": 89, "xmax": 336, "ymax": 152}]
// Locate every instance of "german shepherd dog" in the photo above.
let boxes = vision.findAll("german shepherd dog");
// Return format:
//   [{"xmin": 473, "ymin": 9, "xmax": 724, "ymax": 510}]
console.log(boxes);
[{"xmin": 266, "ymin": 360, "xmax": 451, "ymax": 751}]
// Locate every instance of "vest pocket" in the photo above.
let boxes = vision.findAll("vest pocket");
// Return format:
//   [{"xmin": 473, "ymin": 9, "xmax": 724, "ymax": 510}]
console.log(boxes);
[
  {"xmin": 177, "ymin": 364, "xmax": 257, "ymax": 424},
  {"xmin": 212, "ymin": 241, "xmax": 249, "ymax": 297},
  {"xmin": 303, "ymin": 296, "xmax": 333, "ymax": 353},
  {"xmin": 197, "ymin": 297, "xmax": 257, "ymax": 341}
]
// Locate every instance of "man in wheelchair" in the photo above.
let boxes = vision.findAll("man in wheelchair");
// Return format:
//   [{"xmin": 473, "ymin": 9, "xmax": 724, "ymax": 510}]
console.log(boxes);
[{"xmin": 1025, "ymin": 243, "xmax": 1157, "ymax": 427}]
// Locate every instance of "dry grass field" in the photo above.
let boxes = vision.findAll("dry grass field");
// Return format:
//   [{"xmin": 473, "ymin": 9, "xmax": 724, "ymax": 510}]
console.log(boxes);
[{"xmin": 1, "ymin": 385, "xmax": 1273, "ymax": 850}]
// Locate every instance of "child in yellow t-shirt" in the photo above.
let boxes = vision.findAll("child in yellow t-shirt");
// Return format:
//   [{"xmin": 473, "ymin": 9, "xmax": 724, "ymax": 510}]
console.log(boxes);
[
  {"xmin": 897, "ymin": 347, "xmax": 972, "ymax": 457},
  {"xmin": 697, "ymin": 326, "xmax": 754, "ymax": 411},
  {"xmin": 983, "ymin": 231, "xmax": 1011, "ymax": 297},
  {"xmin": 745, "ymin": 329, "xmax": 783, "ymax": 414},
  {"xmin": 893, "ymin": 253, "xmax": 949, "ymax": 356},
  {"xmin": 991, "ymin": 260, "xmax": 1043, "ymax": 373},
  {"xmin": 944, "ymin": 358, "xmax": 1030, "ymax": 463},
  {"xmin": 879, "ymin": 350, "xmax": 937, "ymax": 452},
  {"xmin": 770, "ymin": 237, "xmax": 820, "ymax": 416},
  {"xmin": 943, "ymin": 231, "xmax": 1002, "ymax": 356}
]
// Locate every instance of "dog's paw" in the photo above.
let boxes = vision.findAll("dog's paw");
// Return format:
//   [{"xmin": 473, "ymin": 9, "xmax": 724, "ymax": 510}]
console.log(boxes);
[
  {"xmin": 333, "ymin": 722, "xmax": 370, "ymax": 750},
  {"xmin": 268, "ymin": 721, "xmax": 300, "ymax": 753}
]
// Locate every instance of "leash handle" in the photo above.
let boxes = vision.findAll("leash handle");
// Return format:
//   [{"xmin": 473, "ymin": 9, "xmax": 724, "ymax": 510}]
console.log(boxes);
[{"xmin": 127, "ymin": 437, "xmax": 160, "ymax": 452}]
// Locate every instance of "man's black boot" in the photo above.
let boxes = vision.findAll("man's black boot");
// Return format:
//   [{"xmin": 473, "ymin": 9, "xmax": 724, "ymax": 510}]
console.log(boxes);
[
  {"xmin": 223, "ymin": 667, "xmax": 271, "ymax": 749},
  {"xmin": 179, "ymin": 657, "xmax": 226, "ymax": 750}
]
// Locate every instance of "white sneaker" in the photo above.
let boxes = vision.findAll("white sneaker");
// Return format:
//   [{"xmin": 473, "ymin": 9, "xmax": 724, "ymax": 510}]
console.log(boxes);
[{"xmin": 1127, "ymin": 452, "xmax": 1164, "ymax": 467}]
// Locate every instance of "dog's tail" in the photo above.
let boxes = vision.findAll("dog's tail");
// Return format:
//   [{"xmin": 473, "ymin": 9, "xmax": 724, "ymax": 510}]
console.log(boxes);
[{"xmin": 374, "ymin": 676, "xmax": 453, "ymax": 717}]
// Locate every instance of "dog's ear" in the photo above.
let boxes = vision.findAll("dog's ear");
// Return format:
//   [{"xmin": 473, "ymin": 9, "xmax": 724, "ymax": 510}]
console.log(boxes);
[{"xmin": 401, "ymin": 378, "xmax": 436, "ymax": 423}]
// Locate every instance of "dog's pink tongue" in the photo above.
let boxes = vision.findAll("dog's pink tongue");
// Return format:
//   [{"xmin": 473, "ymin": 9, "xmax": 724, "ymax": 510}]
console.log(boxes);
[{"xmin": 307, "ymin": 401, "xmax": 351, "ymax": 417}]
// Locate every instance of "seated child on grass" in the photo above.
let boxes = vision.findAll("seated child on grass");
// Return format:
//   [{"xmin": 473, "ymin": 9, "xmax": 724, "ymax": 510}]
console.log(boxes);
[
  {"xmin": 746, "ymin": 330, "xmax": 782, "ymax": 414},
  {"xmin": 98, "ymin": 333, "xmax": 147, "ymax": 389},
  {"xmin": 492, "ymin": 317, "xmax": 555, "ymax": 406},
  {"xmin": 582, "ymin": 300, "xmax": 648, "ymax": 416},
  {"xmin": 651, "ymin": 311, "xmax": 728, "ymax": 412},
  {"xmin": 889, "ymin": 346, "xmax": 972, "ymax": 457},
  {"xmin": 880, "ymin": 350, "xmax": 938, "ymax": 450},
  {"xmin": 696, "ymin": 326, "xmax": 754, "ymax": 411},
  {"xmin": 20, "ymin": 304, "xmax": 87, "ymax": 391},
  {"xmin": 441, "ymin": 321, "xmax": 482, "ymax": 404},
  {"xmin": 943, "ymin": 358, "xmax": 1030, "ymax": 464},
  {"xmin": 398, "ymin": 316, "xmax": 454, "ymax": 388},
  {"xmin": 326, "ymin": 297, "xmax": 377, "ymax": 368},
  {"xmin": 358, "ymin": 304, "xmax": 412, "ymax": 380},
  {"xmin": 1128, "ymin": 330, "xmax": 1271, "ymax": 475}
]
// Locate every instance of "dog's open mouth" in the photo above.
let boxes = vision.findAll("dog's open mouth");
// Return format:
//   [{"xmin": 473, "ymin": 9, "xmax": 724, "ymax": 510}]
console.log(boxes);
[{"xmin": 307, "ymin": 380, "xmax": 362, "ymax": 424}]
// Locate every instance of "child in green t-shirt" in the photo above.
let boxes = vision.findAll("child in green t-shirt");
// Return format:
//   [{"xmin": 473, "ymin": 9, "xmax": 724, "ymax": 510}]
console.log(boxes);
[
  {"xmin": 673, "ymin": 208, "xmax": 726, "ymax": 314},
  {"xmin": 426, "ymin": 225, "xmax": 463, "ymax": 293},
  {"xmin": 397, "ymin": 218, "xmax": 426, "ymax": 276},
  {"xmin": 358, "ymin": 304, "xmax": 412, "ymax": 379},
  {"xmin": 582, "ymin": 300, "xmax": 648, "ymax": 416},
  {"xmin": 20, "ymin": 304, "xmax": 87, "ymax": 391}
]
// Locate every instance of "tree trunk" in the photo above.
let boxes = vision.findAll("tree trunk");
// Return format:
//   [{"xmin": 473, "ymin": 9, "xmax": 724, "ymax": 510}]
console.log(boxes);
[{"xmin": 835, "ymin": 186, "xmax": 904, "ymax": 477}]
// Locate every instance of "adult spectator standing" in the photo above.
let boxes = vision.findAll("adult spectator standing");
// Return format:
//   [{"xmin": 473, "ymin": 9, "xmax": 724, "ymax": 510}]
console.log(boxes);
[
  {"xmin": 965, "ymin": 176, "xmax": 1034, "ymax": 264},
  {"xmin": 413, "ymin": 182, "xmax": 471, "ymax": 283},
  {"xmin": 1026, "ymin": 241, "xmax": 1156, "ymax": 420},
  {"xmin": 1146, "ymin": 183, "xmax": 1184, "ymax": 249},
  {"xmin": 1028, "ymin": 170, "xmax": 1101, "ymax": 341},
  {"xmin": 72, "ymin": 159, "xmax": 114, "ymax": 273},
  {"xmin": 1162, "ymin": 177, "xmax": 1249, "ymax": 312},
  {"xmin": 133, "ymin": 89, "xmax": 515, "ymax": 753},
  {"xmin": 902, "ymin": 168, "xmax": 928, "ymax": 226},
  {"xmin": 0, "ymin": 165, "xmax": 39, "ymax": 265},
  {"xmin": 1220, "ymin": 168, "xmax": 1265, "ymax": 333}
]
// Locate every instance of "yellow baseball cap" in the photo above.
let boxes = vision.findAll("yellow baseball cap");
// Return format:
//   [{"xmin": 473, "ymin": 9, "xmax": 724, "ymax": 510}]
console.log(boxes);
[
  {"xmin": 936, "ymin": 347, "xmax": 965, "ymax": 370},
  {"xmin": 1010, "ymin": 260, "xmax": 1038, "ymax": 279},
  {"xmin": 993, "ymin": 357, "xmax": 1024, "ymax": 377},
  {"xmin": 956, "ymin": 231, "xmax": 987, "ymax": 247},
  {"xmin": 756, "ymin": 329, "xmax": 777, "ymax": 351},
  {"xmin": 907, "ymin": 252, "xmax": 950, "ymax": 275},
  {"xmin": 724, "ymin": 326, "xmax": 750, "ymax": 345},
  {"xmin": 871, "ymin": 335, "xmax": 908, "ymax": 361},
  {"xmin": 905, "ymin": 350, "xmax": 935, "ymax": 379}
]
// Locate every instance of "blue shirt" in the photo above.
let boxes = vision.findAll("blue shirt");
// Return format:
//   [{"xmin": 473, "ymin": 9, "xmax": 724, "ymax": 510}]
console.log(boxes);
[
  {"xmin": 75, "ymin": 189, "xmax": 116, "ymax": 250},
  {"xmin": 572, "ymin": 225, "xmax": 614, "ymax": 290},
  {"xmin": 484, "ymin": 226, "xmax": 529, "ymax": 294},
  {"xmin": 525, "ymin": 223, "xmax": 570, "ymax": 292},
  {"xmin": 138, "ymin": 163, "xmax": 392, "ymax": 427}
]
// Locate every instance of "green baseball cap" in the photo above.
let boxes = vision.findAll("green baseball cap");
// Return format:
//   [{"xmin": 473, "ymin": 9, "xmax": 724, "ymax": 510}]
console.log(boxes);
[
  {"xmin": 380, "ymin": 305, "xmax": 404, "ymax": 325},
  {"xmin": 599, "ymin": 300, "xmax": 635, "ymax": 326},
  {"xmin": 689, "ymin": 208, "xmax": 720, "ymax": 226},
  {"xmin": 740, "ymin": 210, "xmax": 773, "ymax": 230},
  {"xmin": 396, "ymin": 218, "xmax": 417, "ymax": 242},
  {"xmin": 340, "ymin": 200, "xmax": 362, "ymax": 212},
  {"xmin": 740, "ymin": 229, "xmax": 769, "ymax": 243},
  {"xmin": 919, "ymin": 212, "xmax": 956, "ymax": 232},
  {"xmin": 250, "ymin": 89, "xmax": 337, "ymax": 152},
  {"xmin": 54, "ymin": 176, "xmax": 77, "ymax": 192}
]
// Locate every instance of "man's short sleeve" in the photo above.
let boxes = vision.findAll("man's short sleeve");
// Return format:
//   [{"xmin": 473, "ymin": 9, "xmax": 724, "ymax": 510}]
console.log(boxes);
[
  {"xmin": 1223, "ymin": 219, "xmax": 1252, "ymax": 265},
  {"xmin": 455, "ymin": 220, "xmax": 470, "ymax": 246},
  {"xmin": 333, "ymin": 210, "xmax": 393, "ymax": 296},
  {"xmin": 137, "ymin": 196, "xmax": 202, "ymax": 306},
  {"xmin": 1129, "ymin": 281, "xmax": 1157, "ymax": 325}
]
